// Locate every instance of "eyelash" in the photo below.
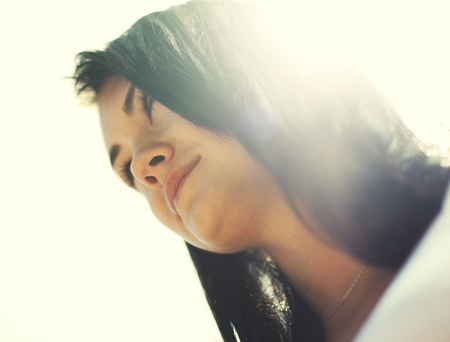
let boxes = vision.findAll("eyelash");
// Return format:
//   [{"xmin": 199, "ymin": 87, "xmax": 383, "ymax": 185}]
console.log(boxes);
[
  {"xmin": 138, "ymin": 93, "xmax": 155, "ymax": 123},
  {"xmin": 118, "ymin": 159, "xmax": 135, "ymax": 188},
  {"xmin": 117, "ymin": 91, "xmax": 153, "ymax": 188}
]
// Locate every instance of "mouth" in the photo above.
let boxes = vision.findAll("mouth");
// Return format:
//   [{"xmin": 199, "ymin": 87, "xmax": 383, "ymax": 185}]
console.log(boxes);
[{"xmin": 165, "ymin": 156, "xmax": 201, "ymax": 211}]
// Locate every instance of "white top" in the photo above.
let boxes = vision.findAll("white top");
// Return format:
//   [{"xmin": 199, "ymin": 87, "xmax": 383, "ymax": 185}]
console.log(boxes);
[{"xmin": 355, "ymin": 181, "xmax": 450, "ymax": 341}]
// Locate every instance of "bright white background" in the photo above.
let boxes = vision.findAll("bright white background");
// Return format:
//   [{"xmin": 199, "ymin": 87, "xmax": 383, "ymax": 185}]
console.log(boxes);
[{"xmin": 0, "ymin": 1, "xmax": 448, "ymax": 341}]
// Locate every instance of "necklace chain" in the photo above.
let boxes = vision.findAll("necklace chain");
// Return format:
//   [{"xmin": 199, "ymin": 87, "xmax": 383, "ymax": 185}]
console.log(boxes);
[{"xmin": 321, "ymin": 264, "xmax": 366, "ymax": 322}]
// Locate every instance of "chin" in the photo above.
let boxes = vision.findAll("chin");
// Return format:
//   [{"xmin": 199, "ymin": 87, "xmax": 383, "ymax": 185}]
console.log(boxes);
[
  {"xmin": 196, "ymin": 242, "xmax": 249, "ymax": 255},
  {"xmin": 182, "ymin": 193, "xmax": 254, "ymax": 254},
  {"xmin": 189, "ymin": 223, "xmax": 251, "ymax": 254}
]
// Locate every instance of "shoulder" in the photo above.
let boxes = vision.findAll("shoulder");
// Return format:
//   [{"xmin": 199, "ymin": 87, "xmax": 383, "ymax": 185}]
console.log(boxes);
[{"xmin": 355, "ymin": 180, "xmax": 450, "ymax": 342}]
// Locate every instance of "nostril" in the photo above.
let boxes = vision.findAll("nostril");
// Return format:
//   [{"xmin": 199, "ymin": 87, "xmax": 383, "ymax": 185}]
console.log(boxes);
[
  {"xmin": 149, "ymin": 155, "xmax": 165, "ymax": 166},
  {"xmin": 145, "ymin": 176, "xmax": 157, "ymax": 184}
]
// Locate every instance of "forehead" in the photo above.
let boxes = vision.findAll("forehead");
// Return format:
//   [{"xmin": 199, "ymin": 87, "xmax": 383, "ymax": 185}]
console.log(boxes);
[
  {"xmin": 97, "ymin": 76, "xmax": 131, "ymax": 147},
  {"xmin": 97, "ymin": 75, "xmax": 129, "ymax": 111}
]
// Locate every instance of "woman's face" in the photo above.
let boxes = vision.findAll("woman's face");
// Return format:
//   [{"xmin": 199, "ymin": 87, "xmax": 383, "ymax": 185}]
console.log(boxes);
[{"xmin": 97, "ymin": 76, "xmax": 283, "ymax": 253}]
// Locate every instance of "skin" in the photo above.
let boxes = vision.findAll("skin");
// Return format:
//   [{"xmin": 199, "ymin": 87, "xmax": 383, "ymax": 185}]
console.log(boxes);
[
  {"xmin": 98, "ymin": 75, "xmax": 394, "ymax": 342},
  {"xmin": 98, "ymin": 75, "xmax": 291, "ymax": 254}
]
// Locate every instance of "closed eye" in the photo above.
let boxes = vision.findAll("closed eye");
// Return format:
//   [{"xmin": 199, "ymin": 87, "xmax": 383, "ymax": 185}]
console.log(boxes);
[
  {"xmin": 118, "ymin": 159, "xmax": 135, "ymax": 188},
  {"xmin": 138, "ymin": 92, "xmax": 154, "ymax": 124}
]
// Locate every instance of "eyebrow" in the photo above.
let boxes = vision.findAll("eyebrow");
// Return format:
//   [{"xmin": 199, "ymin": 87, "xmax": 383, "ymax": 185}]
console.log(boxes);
[
  {"xmin": 109, "ymin": 144, "xmax": 121, "ymax": 167},
  {"xmin": 123, "ymin": 85, "xmax": 136, "ymax": 115}
]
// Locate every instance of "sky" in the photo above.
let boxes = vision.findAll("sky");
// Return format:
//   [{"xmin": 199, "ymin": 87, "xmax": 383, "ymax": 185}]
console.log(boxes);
[{"xmin": 0, "ymin": 1, "xmax": 449, "ymax": 341}]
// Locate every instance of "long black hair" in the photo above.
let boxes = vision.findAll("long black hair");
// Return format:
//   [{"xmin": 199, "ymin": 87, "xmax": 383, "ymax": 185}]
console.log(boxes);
[{"xmin": 73, "ymin": 1, "xmax": 450, "ymax": 340}]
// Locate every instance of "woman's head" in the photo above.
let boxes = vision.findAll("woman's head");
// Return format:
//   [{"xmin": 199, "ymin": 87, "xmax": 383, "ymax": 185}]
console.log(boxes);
[
  {"xmin": 97, "ymin": 74, "xmax": 297, "ymax": 254},
  {"xmin": 74, "ymin": 0, "xmax": 449, "ymax": 266},
  {"xmin": 75, "ymin": 0, "xmax": 313, "ymax": 254}
]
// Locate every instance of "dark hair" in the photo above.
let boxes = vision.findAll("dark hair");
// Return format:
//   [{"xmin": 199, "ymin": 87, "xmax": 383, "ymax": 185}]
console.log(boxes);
[{"xmin": 73, "ymin": 1, "xmax": 450, "ymax": 341}]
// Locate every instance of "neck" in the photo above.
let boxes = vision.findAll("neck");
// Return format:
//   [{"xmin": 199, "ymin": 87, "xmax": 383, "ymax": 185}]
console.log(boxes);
[{"xmin": 260, "ymin": 208, "xmax": 394, "ymax": 341}]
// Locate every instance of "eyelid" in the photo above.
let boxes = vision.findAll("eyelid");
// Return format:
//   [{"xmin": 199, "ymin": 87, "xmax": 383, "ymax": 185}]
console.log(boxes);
[
  {"xmin": 117, "ymin": 159, "xmax": 135, "ymax": 188},
  {"xmin": 138, "ymin": 92, "xmax": 154, "ymax": 124}
]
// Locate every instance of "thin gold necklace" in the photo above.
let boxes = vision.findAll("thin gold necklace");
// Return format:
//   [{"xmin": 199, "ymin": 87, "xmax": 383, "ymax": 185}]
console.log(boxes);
[{"xmin": 321, "ymin": 264, "xmax": 366, "ymax": 322}]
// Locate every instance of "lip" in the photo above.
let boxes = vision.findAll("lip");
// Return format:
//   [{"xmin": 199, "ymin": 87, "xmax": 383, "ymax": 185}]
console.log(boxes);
[{"xmin": 164, "ymin": 156, "xmax": 201, "ymax": 211}]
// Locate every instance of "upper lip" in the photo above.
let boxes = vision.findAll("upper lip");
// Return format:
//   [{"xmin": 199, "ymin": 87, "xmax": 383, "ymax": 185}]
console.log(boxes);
[{"xmin": 164, "ymin": 156, "xmax": 201, "ymax": 210}]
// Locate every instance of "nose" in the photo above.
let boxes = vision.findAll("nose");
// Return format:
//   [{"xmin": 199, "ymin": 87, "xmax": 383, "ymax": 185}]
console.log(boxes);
[{"xmin": 130, "ymin": 143, "xmax": 174, "ymax": 189}]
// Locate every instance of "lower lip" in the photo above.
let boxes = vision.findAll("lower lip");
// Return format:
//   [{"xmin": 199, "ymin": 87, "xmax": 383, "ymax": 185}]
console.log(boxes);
[{"xmin": 173, "ymin": 159, "xmax": 200, "ymax": 208}]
